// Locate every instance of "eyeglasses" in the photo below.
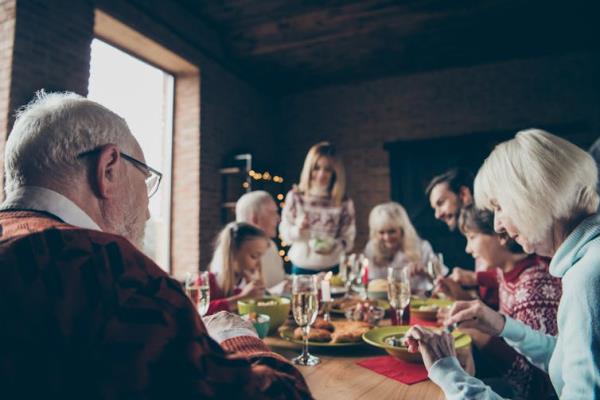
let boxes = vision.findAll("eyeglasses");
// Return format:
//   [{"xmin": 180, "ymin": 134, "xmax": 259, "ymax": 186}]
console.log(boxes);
[{"xmin": 78, "ymin": 149, "xmax": 163, "ymax": 198}]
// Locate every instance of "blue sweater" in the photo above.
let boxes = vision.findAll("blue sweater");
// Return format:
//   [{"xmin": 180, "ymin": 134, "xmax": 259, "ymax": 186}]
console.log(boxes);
[{"xmin": 429, "ymin": 213, "xmax": 600, "ymax": 399}]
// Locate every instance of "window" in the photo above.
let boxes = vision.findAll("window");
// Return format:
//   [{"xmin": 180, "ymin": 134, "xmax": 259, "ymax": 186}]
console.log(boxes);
[{"xmin": 88, "ymin": 38, "xmax": 174, "ymax": 271}]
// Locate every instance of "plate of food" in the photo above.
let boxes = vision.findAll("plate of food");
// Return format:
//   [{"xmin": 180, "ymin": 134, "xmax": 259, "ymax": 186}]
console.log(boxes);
[
  {"xmin": 363, "ymin": 326, "xmax": 471, "ymax": 363},
  {"xmin": 331, "ymin": 297, "xmax": 390, "ymax": 315},
  {"xmin": 278, "ymin": 317, "xmax": 372, "ymax": 347},
  {"xmin": 410, "ymin": 297, "xmax": 454, "ymax": 321}
]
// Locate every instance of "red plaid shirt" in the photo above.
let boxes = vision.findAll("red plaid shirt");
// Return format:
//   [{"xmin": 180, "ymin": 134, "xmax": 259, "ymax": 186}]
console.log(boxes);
[{"xmin": 0, "ymin": 211, "xmax": 311, "ymax": 399}]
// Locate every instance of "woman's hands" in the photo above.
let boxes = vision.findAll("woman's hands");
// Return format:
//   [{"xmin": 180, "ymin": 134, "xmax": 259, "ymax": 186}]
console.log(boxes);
[
  {"xmin": 446, "ymin": 299, "xmax": 506, "ymax": 336},
  {"xmin": 404, "ymin": 326, "xmax": 456, "ymax": 371}
]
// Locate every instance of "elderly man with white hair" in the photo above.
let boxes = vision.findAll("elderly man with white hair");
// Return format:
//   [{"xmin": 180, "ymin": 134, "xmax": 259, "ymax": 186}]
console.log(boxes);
[
  {"xmin": 405, "ymin": 129, "xmax": 600, "ymax": 399},
  {"xmin": 0, "ymin": 91, "xmax": 311, "ymax": 399},
  {"xmin": 235, "ymin": 190, "xmax": 285, "ymax": 288}
]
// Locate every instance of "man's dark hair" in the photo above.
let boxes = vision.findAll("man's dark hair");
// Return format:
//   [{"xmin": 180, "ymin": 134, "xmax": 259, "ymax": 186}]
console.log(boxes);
[{"xmin": 425, "ymin": 168, "xmax": 474, "ymax": 197}]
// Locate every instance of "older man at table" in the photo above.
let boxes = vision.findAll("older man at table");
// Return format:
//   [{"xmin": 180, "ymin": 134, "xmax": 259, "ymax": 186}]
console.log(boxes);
[
  {"xmin": 0, "ymin": 91, "xmax": 311, "ymax": 399},
  {"xmin": 235, "ymin": 191, "xmax": 285, "ymax": 288}
]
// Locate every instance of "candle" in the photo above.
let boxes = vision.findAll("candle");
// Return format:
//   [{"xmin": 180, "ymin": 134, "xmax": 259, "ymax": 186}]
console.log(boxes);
[
  {"xmin": 321, "ymin": 279, "xmax": 331, "ymax": 302},
  {"xmin": 362, "ymin": 259, "xmax": 369, "ymax": 285}
]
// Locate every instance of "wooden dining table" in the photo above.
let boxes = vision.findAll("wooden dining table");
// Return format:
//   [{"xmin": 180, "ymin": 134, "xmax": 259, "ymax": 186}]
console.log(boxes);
[{"xmin": 265, "ymin": 332, "xmax": 446, "ymax": 400}]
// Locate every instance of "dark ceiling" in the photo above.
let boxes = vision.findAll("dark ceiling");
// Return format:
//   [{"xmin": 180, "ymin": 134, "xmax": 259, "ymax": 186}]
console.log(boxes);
[{"xmin": 173, "ymin": 0, "xmax": 598, "ymax": 93}]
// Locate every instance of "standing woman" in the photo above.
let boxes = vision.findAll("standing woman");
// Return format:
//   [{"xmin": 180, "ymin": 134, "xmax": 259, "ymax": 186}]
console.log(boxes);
[
  {"xmin": 279, "ymin": 142, "xmax": 356, "ymax": 274},
  {"xmin": 405, "ymin": 129, "xmax": 600, "ymax": 399}
]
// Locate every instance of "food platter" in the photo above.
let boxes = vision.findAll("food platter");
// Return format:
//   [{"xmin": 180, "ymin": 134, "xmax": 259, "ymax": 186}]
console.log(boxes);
[{"xmin": 278, "ymin": 319, "xmax": 372, "ymax": 347}]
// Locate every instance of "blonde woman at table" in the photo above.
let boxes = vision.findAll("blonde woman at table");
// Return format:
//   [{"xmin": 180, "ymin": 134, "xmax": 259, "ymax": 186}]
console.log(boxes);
[
  {"xmin": 405, "ymin": 129, "xmax": 600, "ymax": 399},
  {"xmin": 279, "ymin": 141, "xmax": 356, "ymax": 275},
  {"xmin": 364, "ymin": 202, "xmax": 447, "ymax": 291},
  {"xmin": 206, "ymin": 222, "xmax": 270, "ymax": 315}
]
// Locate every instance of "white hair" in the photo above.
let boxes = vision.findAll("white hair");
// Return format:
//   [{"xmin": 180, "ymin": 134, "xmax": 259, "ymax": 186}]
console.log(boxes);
[
  {"xmin": 235, "ymin": 190, "xmax": 274, "ymax": 223},
  {"xmin": 366, "ymin": 202, "xmax": 423, "ymax": 265},
  {"xmin": 4, "ymin": 90, "xmax": 136, "ymax": 194},
  {"xmin": 475, "ymin": 129, "xmax": 599, "ymax": 243}
]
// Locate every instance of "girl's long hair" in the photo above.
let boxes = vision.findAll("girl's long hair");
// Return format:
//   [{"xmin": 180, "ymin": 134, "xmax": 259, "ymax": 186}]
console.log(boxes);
[{"xmin": 209, "ymin": 222, "xmax": 268, "ymax": 296}]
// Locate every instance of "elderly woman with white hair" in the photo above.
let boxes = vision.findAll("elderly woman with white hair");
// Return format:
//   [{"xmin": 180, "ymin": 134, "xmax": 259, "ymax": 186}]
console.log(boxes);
[
  {"xmin": 364, "ymin": 202, "xmax": 446, "ymax": 292},
  {"xmin": 405, "ymin": 129, "xmax": 600, "ymax": 399}
]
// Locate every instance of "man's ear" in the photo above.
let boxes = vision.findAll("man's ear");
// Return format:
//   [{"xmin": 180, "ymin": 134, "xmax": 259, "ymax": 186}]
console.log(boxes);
[
  {"xmin": 459, "ymin": 186, "xmax": 473, "ymax": 205},
  {"xmin": 93, "ymin": 144, "xmax": 121, "ymax": 199}
]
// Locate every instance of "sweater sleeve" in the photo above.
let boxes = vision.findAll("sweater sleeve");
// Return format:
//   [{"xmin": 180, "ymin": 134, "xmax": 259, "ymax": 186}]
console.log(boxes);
[
  {"xmin": 279, "ymin": 190, "xmax": 308, "ymax": 243},
  {"xmin": 501, "ymin": 316, "xmax": 556, "ymax": 372},
  {"xmin": 337, "ymin": 198, "xmax": 356, "ymax": 252},
  {"xmin": 429, "ymin": 357, "xmax": 507, "ymax": 400}
]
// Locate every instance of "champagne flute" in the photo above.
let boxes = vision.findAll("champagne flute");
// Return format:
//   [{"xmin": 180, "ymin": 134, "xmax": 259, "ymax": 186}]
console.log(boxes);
[
  {"xmin": 185, "ymin": 271, "xmax": 210, "ymax": 317},
  {"xmin": 387, "ymin": 267, "xmax": 411, "ymax": 325},
  {"xmin": 291, "ymin": 275, "xmax": 320, "ymax": 366}
]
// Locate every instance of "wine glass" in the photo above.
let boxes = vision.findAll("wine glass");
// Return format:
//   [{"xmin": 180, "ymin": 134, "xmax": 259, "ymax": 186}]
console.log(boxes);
[
  {"xmin": 291, "ymin": 275, "xmax": 320, "ymax": 366},
  {"xmin": 185, "ymin": 271, "xmax": 210, "ymax": 317},
  {"xmin": 387, "ymin": 267, "xmax": 411, "ymax": 325}
]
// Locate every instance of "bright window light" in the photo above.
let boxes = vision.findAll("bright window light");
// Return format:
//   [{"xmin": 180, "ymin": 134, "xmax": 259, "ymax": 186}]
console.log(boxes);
[{"xmin": 88, "ymin": 38, "xmax": 174, "ymax": 272}]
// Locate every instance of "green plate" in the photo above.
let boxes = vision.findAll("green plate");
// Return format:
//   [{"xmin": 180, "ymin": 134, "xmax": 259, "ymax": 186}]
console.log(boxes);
[
  {"xmin": 331, "ymin": 299, "xmax": 390, "ymax": 315},
  {"xmin": 362, "ymin": 326, "xmax": 471, "ymax": 363},
  {"xmin": 279, "ymin": 327, "xmax": 367, "ymax": 347}
]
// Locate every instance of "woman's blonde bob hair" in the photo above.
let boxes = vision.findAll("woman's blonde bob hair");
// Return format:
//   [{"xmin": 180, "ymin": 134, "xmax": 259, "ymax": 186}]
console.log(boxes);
[
  {"xmin": 367, "ymin": 202, "xmax": 422, "ymax": 265},
  {"xmin": 298, "ymin": 141, "xmax": 346, "ymax": 205},
  {"xmin": 474, "ymin": 129, "xmax": 599, "ymax": 244}
]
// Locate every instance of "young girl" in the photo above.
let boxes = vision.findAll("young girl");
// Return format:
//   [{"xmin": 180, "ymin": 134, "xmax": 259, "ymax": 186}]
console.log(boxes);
[
  {"xmin": 206, "ymin": 222, "xmax": 270, "ymax": 315},
  {"xmin": 279, "ymin": 142, "xmax": 355, "ymax": 274},
  {"xmin": 364, "ymin": 202, "xmax": 446, "ymax": 291},
  {"xmin": 437, "ymin": 204, "xmax": 561, "ymax": 399}
]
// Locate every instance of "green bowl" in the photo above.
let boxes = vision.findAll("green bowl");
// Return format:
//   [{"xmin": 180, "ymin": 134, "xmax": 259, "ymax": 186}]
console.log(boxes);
[
  {"xmin": 237, "ymin": 297, "xmax": 291, "ymax": 334},
  {"xmin": 367, "ymin": 290, "xmax": 388, "ymax": 300},
  {"xmin": 410, "ymin": 297, "xmax": 454, "ymax": 321},
  {"xmin": 363, "ymin": 326, "xmax": 471, "ymax": 364},
  {"xmin": 242, "ymin": 313, "xmax": 271, "ymax": 339}
]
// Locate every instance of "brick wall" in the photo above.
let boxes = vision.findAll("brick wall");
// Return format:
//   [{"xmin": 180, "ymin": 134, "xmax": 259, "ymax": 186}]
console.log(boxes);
[
  {"xmin": 278, "ymin": 52, "xmax": 600, "ymax": 251},
  {"xmin": 2, "ymin": 0, "xmax": 278, "ymax": 274}
]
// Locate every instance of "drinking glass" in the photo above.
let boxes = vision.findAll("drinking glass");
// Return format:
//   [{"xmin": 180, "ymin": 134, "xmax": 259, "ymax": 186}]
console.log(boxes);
[
  {"xmin": 387, "ymin": 267, "xmax": 411, "ymax": 325},
  {"xmin": 185, "ymin": 271, "xmax": 210, "ymax": 317},
  {"xmin": 291, "ymin": 275, "xmax": 320, "ymax": 366}
]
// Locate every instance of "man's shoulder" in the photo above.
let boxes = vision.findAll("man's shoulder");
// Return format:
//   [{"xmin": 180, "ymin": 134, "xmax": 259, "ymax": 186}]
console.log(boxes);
[{"xmin": 0, "ymin": 226, "xmax": 168, "ymax": 280}]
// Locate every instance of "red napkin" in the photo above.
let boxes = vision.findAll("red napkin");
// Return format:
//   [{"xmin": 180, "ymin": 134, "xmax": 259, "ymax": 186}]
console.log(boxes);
[{"xmin": 356, "ymin": 355, "xmax": 428, "ymax": 384}]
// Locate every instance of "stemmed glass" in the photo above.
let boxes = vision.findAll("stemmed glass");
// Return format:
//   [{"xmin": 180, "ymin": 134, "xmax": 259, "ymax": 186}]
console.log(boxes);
[
  {"xmin": 291, "ymin": 275, "xmax": 320, "ymax": 366},
  {"xmin": 387, "ymin": 267, "xmax": 411, "ymax": 325},
  {"xmin": 185, "ymin": 271, "xmax": 210, "ymax": 317}
]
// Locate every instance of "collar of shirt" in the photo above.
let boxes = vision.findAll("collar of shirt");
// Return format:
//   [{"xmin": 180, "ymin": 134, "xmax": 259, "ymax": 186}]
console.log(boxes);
[{"xmin": 0, "ymin": 186, "xmax": 101, "ymax": 231}]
